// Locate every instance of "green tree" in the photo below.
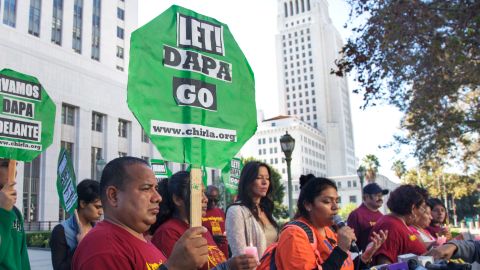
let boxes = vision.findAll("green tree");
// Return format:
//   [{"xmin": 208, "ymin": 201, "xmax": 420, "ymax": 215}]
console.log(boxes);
[
  {"xmin": 333, "ymin": 1, "xmax": 480, "ymax": 168},
  {"xmin": 361, "ymin": 154, "xmax": 380, "ymax": 182},
  {"xmin": 338, "ymin": 203, "xmax": 358, "ymax": 221},
  {"xmin": 391, "ymin": 160, "xmax": 407, "ymax": 180},
  {"xmin": 242, "ymin": 157, "xmax": 287, "ymax": 219}
]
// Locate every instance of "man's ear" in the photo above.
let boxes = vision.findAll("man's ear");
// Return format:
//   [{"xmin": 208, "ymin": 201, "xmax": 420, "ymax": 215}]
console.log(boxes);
[{"xmin": 106, "ymin": 186, "xmax": 120, "ymax": 208}]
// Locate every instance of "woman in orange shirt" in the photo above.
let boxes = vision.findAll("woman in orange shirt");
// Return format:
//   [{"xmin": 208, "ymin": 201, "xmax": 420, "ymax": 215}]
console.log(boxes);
[{"xmin": 275, "ymin": 177, "xmax": 386, "ymax": 270}]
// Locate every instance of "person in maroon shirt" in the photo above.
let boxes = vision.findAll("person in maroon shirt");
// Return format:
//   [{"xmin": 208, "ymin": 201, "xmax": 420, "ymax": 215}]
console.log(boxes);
[
  {"xmin": 73, "ymin": 157, "xmax": 209, "ymax": 270},
  {"xmin": 370, "ymin": 185, "xmax": 429, "ymax": 265},
  {"xmin": 347, "ymin": 183, "xmax": 389, "ymax": 252},
  {"xmin": 149, "ymin": 171, "xmax": 257, "ymax": 270},
  {"xmin": 202, "ymin": 185, "xmax": 229, "ymax": 257}
]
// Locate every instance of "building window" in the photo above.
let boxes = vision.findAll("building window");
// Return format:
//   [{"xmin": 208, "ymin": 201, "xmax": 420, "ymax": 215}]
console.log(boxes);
[
  {"xmin": 116, "ymin": 65, "xmax": 124, "ymax": 71},
  {"xmin": 91, "ymin": 112, "xmax": 103, "ymax": 132},
  {"xmin": 118, "ymin": 119, "xmax": 128, "ymax": 138},
  {"xmin": 61, "ymin": 141, "xmax": 74, "ymax": 160},
  {"xmin": 91, "ymin": 0, "xmax": 101, "ymax": 60},
  {"xmin": 348, "ymin": 180, "xmax": 351, "ymax": 188},
  {"xmin": 91, "ymin": 147, "xmax": 102, "ymax": 180},
  {"xmin": 349, "ymin": 196, "xmax": 357, "ymax": 203},
  {"xmin": 51, "ymin": 0, "xmax": 63, "ymax": 45},
  {"xmin": 117, "ymin": 27, "xmax": 124, "ymax": 39},
  {"xmin": 23, "ymin": 155, "xmax": 41, "ymax": 222},
  {"xmin": 28, "ymin": 0, "xmax": 42, "ymax": 37},
  {"xmin": 116, "ymin": 46, "xmax": 124, "ymax": 59},
  {"xmin": 118, "ymin": 152, "xmax": 127, "ymax": 157},
  {"xmin": 141, "ymin": 129, "xmax": 149, "ymax": 143},
  {"xmin": 61, "ymin": 104, "xmax": 75, "ymax": 126},
  {"xmin": 72, "ymin": 0, "xmax": 83, "ymax": 53},
  {"xmin": 141, "ymin": 156, "xmax": 150, "ymax": 163},
  {"xmin": 117, "ymin": 7, "xmax": 124, "ymax": 20},
  {"xmin": 3, "ymin": 0, "xmax": 17, "ymax": 27},
  {"xmin": 337, "ymin": 181, "xmax": 342, "ymax": 188}
]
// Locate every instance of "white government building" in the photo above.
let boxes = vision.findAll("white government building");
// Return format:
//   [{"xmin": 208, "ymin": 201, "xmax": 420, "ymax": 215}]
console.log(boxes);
[
  {"xmin": 0, "ymin": 0, "xmax": 169, "ymax": 224},
  {"xmin": 239, "ymin": 0, "xmax": 361, "ymax": 206}
]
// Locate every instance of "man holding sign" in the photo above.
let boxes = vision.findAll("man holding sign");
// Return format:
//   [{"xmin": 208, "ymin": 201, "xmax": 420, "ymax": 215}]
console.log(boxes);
[
  {"xmin": 73, "ymin": 157, "xmax": 209, "ymax": 270},
  {"xmin": 0, "ymin": 159, "xmax": 30, "ymax": 270}
]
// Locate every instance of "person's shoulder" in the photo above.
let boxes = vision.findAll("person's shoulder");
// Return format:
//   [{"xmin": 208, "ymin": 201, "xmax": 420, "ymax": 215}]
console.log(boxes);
[{"xmin": 51, "ymin": 223, "xmax": 65, "ymax": 236}]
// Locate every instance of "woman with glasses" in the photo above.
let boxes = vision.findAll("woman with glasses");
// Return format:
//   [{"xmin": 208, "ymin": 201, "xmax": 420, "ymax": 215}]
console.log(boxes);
[
  {"xmin": 274, "ymin": 177, "xmax": 385, "ymax": 270},
  {"xmin": 202, "ymin": 185, "xmax": 229, "ymax": 257},
  {"xmin": 409, "ymin": 187, "xmax": 436, "ymax": 249},
  {"xmin": 370, "ymin": 185, "xmax": 429, "ymax": 264},
  {"xmin": 226, "ymin": 161, "xmax": 278, "ymax": 259}
]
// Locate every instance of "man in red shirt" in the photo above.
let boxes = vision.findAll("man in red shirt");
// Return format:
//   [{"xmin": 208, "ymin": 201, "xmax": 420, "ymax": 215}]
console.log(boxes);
[
  {"xmin": 73, "ymin": 157, "xmax": 209, "ymax": 270},
  {"xmin": 347, "ymin": 183, "xmax": 389, "ymax": 251},
  {"xmin": 202, "ymin": 185, "xmax": 229, "ymax": 257}
]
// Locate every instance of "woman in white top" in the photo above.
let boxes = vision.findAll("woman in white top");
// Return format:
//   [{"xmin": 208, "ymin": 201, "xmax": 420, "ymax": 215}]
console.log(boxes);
[{"xmin": 226, "ymin": 161, "xmax": 279, "ymax": 258}]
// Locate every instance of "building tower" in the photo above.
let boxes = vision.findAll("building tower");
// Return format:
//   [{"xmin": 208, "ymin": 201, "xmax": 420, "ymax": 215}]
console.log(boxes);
[{"xmin": 276, "ymin": 0, "xmax": 356, "ymax": 176}]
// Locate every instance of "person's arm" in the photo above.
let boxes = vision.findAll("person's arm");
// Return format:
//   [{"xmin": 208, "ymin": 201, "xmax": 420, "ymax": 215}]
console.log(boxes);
[
  {"xmin": 0, "ymin": 208, "xmax": 15, "ymax": 263},
  {"xmin": 446, "ymin": 240, "xmax": 480, "ymax": 263},
  {"xmin": 275, "ymin": 226, "xmax": 322, "ymax": 270},
  {"xmin": 321, "ymin": 247, "xmax": 349, "ymax": 270},
  {"xmin": 50, "ymin": 225, "xmax": 73, "ymax": 270},
  {"xmin": 226, "ymin": 206, "xmax": 247, "ymax": 257}
]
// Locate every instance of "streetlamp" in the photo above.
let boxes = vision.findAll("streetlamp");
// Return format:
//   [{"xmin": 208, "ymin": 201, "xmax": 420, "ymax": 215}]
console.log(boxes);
[
  {"xmin": 356, "ymin": 166, "xmax": 366, "ymax": 196},
  {"xmin": 96, "ymin": 157, "xmax": 106, "ymax": 180},
  {"xmin": 280, "ymin": 131, "xmax": 295, "ymax": 218}
]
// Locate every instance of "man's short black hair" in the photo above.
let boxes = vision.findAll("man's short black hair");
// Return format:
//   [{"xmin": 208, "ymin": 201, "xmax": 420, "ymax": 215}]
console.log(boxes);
[{"xmin": 100, "ymin": 156, "xmax": 149, "ymax": 202}]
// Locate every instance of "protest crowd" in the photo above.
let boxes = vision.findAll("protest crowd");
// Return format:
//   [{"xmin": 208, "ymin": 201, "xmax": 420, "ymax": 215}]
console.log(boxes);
[{"xmin": 1, "ymin": 156, "xmax": 479, "ymax": 270}]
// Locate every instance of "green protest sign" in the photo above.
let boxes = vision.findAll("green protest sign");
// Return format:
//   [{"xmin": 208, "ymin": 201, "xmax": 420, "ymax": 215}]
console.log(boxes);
[
  {"xmin": 151, "ymin": 158, "xmax": 172, "ymax": 181},
  {"xmin": 0, "ymin": 69, "xmax": 56, "ymax": 161},
  {"xmin": 127, "ymin": 5, "xmax": 257, "ymax": 169},
  {"xmin": 221, "ymin": 158, "xmax": 242, "ymax": 194},
  {"xmin": 56, "ymin": 148, "xmax": 78, "ymax": 214}
]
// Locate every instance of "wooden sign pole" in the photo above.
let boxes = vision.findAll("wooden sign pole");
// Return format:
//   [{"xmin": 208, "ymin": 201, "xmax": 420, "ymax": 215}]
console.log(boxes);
[
  {"xmin": 8, "ymin": 160, "xmax": 16, "ymax": 185},
  {"xmin": 189, "ymin": 168, "xmax": 203, "ymax": 227}
]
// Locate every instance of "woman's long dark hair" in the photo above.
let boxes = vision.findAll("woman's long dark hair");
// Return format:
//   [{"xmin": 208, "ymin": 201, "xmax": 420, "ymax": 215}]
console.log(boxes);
[
  {"xmin": 427, "ymin": 198, "xmax": 448, "ymax": 224},
  {"xmin": 235, "ymin": 161, "xmax": 278, "ymax": 229},
  {"xmin": 149, "ymin": 171, "xmax": 190, "ymax": 235},
  {"xmin": 295, "ymin": 177, "xmax": 337, "ymax": 219}
]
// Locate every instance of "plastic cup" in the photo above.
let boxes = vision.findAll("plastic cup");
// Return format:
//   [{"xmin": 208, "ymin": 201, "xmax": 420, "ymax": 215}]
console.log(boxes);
[
  {"xmin": 244, "ymin": 245, "xmax": 259, "ymax": 262},
  {"xmin": 436, "ymin": 236, "xmax": 447, "ymax": 245}
]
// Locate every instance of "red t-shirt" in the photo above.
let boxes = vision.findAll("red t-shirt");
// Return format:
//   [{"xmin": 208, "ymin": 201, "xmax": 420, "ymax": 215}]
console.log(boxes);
[
  {"xmin": 152, "ymin": 218, "xmax": 226, "ymax": 270},
  {"xmin": 72, "ymin": 220, "xmax": 166, "ymax": 270},
  {"xmin": 202, "ymin": 207, "xmax": 228, "ymax": 256},
  {"xmin": 347, "ymin": 203, "xmax": 384, "ymax": 251},
  {"xmin": 371, "ymin": 215, "xmax": 427, "ymax": 264}
]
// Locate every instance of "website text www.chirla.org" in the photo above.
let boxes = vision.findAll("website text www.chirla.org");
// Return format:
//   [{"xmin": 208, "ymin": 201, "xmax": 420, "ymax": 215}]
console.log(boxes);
[{"xmin": 150, "ymin": 120, "xmax": 237, "ymax": 142}]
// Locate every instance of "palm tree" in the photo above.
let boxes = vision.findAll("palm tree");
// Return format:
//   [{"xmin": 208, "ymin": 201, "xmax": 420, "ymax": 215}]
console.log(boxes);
[
  {"xmin": 361, "ymin": 154, "xmax": 380, "ymax": 183},
  {"xmin": 391, "ymin": 160, "xmax": 406, "ymax": 180}
]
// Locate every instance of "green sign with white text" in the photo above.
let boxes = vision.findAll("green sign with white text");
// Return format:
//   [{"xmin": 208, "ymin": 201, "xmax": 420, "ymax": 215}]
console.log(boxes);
[
  {"xmin": 56, "ymin": 148, "xmax": 78, "ymax": 214},
  {"xmin": 221, "ymin": 158, "xmax": 243, "ymax": 194},
  {"xmin": 0, "ymin": 69, "xmax": 56, "ymax": 161},
  {"xmin": 127, "ymin": 5, "xmax": 257, "ymax": 169},
  {"xmin": 151, "ymin": 158, "xmax": 173, "ymax": 181}
]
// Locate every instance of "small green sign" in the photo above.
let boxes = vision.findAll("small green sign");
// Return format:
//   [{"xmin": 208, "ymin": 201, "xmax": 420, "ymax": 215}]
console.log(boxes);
[
  {"xmin": 221, "ymin": 158, "xmax": 243, "ymax": 194},
  {"xmin": 151, "ymin": 158, "xmax": 172, "ymax": 180},
  {"xmin": 56, "ymin": 148, "xmax": 78, "ymax": 214},
  {"xmin": 0, "ymin": 69, "xmax": 56, "ymax": 161},
  {"xmin": 127, "ymin": 5, "xmax": 257, "ymax": 169}
]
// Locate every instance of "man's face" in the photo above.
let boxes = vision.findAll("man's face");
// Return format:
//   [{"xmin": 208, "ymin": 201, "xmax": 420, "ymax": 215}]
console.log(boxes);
[
  {"xmin": 114, "ymin": 163, "xmax": 161, "ymax": 234},
  {"xmin": 207, "ymin": 189, "xmax": 219, "ymax": 210},
  {"xmin": 0, "ymin": 166, "xmax": 16, "ymax": 203},
  {"xmin": 364, "ymin": 192, "xmax": 384, "ymax": 210}
]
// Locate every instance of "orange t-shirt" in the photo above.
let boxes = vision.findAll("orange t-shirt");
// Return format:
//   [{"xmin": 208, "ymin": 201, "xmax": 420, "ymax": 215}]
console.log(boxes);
[{"xmin": 275, "ymin": 218, "xmax": 354, "ymax": 270}]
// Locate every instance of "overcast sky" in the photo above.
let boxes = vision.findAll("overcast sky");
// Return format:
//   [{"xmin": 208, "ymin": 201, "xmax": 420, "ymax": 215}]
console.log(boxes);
[{"xmin": 137, "ymin": 0, "xmax": 411, "ymax": 182}]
